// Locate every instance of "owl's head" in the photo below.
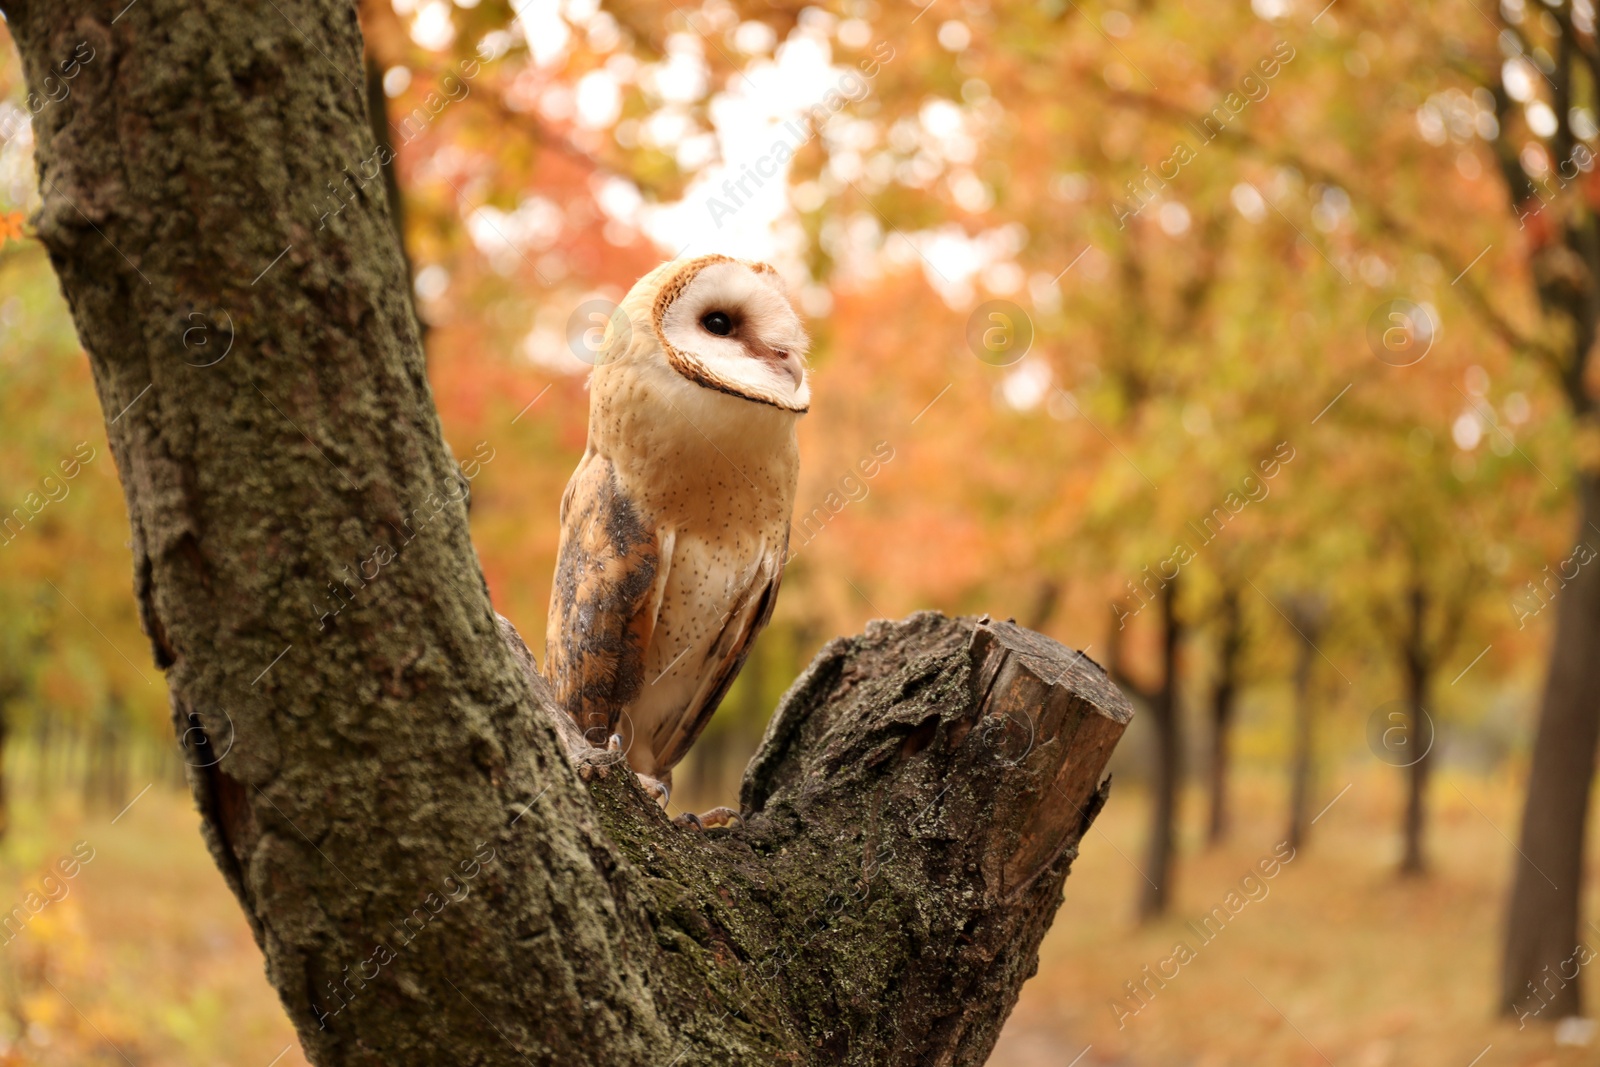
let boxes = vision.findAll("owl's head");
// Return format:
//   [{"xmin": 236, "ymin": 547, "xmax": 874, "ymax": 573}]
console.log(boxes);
[{"xmin": 631, "ymin": 255, "xmax": 810, "ymax": 413}]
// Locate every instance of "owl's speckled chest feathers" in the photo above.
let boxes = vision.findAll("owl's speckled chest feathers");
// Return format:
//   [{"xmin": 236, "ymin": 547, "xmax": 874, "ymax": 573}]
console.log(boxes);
[{"xmin": 585, "ymin": 356, "xmax": 798, "ymax": 770}]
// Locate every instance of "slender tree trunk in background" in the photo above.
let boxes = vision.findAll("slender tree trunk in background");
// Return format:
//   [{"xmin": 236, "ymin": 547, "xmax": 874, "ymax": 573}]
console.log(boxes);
[
  {"xmin": 1206, "ymin": 586, "xmax": 1242, "ymax": 846},
  {"xmin": 1502, "ymin": 473, "xmax": 1600, "ymax": 1017},
  {"xmin": 2, "ymin": 3, "xmax": 1132, "ymax": 1062},
  {"xmin": 62, "ymin": 725, "xmax": 79, "ymax": 800},
  {"xmin": 84, "ymin": 695, "xmax": 123, "ymax": 811},
  {"xmin": 68, "ymin": 726, "xmax": 82, "ymax": 798},
  {"xmin": 107, "ymin": 721, "xmax": 127, "ymax": 808},
  {"xmin": 1284, "ymin": 609, "xmax": 1321, "ymax": 852},
  {"xmin": 1136, "ymin": 578, "xmax": 1181, "ymax": 920},
  {"xmin": 1025, "ymin": 580, "xmax": 1061, "ymax": 631},
  {"xmin": 1400, "ymin": 583, "xmax": 1432, "ymax": 877},
  {"xmin": 0, "ymin": 706, "xmax": 11, "ymax": 840},
  {"xmin": 1400, "ymin": 685, "xmax": 1432, "ymax": 878},
  {"xmin": 32, "ymin": 716, "xmax": 48, "ymax": 796},
  {"xmin": 0, "ymin": 669, "xmax": 22, "ymax": 837},
  {"xmin": 80, "ymin": 719, "xmax": 98, "ymax": 810},
  {"xmin": 361, "ymin": 49, "xmax": 419, "ymax": 332},
  {"xmin": 46, "ymin": 722, "xmax": 58, "ymax": 794},
  {"xmin": 95, "ymin": 720, "xmax": 111, "ymax": 808}
]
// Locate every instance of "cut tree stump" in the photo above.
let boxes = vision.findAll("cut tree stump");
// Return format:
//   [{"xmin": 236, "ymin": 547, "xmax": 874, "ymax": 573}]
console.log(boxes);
[{"xmin": 506, "ymin": 610, "xmax": 1133, "ymax": 1065}]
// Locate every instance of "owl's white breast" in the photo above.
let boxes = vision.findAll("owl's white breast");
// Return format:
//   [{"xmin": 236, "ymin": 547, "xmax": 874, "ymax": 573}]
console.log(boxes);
[
  {"xmin": 586, "ymin": 355, "xmax": 799, "ymax": 775},
  {"xmin": 591, "ymin": 355, "xmax": 799, "ymax": 530}
]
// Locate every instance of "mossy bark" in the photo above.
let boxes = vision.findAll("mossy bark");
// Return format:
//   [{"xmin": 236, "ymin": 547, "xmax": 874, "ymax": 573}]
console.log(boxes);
[{"xmin": 3, "ymin": 2, "xmax": 1132, "ymax": 1063}]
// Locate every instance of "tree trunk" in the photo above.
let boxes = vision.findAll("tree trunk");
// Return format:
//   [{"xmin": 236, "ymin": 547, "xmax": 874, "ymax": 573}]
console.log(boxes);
[
  {"xmin": 1206, "ymin": 586, "xmax": 1242, "ymax": 846},
  {"xmin": 0, "ymin": 670, "xmax": 21, "ymax": 838},
  {"xmin": 84, "ymin": 695, "xmax": 122, "ymax": 811},
  {"xmin": 0, "ymin": 703, "xmax": 10, "ymax": 840},
  {"xmin": 2, "ymin": 4, "xmax": 1133, "ymax": 1063},
  {"xmin": 32, "ymin": 715, "xmax": 49, "ymax": 797},
  {"xmin": 1483, "ymin": 19, "xmax": 1600, "ymax": 1020},
  {"xmin": 1502, "ymin": 472, "xmax": 1600, "ymax": 1018},
  {"xmin": 1399, "ymin": 582, "xmax": 1432, "ymax": 877},
  {"xmin": 1284, "ymin": 608, "xmax": 1320, "ymax": 851},
  {"xmin": 1025, "ymin": 580, "xmax": 1061, "ymax": 631},
  {"xmin": 80, "ymin": 716, "xmax": 99, "ymax": 810},
  {"xmin": 1138, "ymin": 578, "xmax": 1180, "ymax": 920}
]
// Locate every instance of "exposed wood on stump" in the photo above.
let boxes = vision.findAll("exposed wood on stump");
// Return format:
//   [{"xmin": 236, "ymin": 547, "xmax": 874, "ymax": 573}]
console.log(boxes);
[{"xmin": 509, "ymin": 612, "xmax": 1131, "ymax": 1064}]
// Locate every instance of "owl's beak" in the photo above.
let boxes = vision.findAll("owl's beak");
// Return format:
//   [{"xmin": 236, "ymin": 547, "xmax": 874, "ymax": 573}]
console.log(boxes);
[
  {"xmin": 747, "ymin": 338, "xmax": 804, "ymax": 390},
  {"xmin": 774, "ymin": 350, "xmax": 804, "ymax": 389}
]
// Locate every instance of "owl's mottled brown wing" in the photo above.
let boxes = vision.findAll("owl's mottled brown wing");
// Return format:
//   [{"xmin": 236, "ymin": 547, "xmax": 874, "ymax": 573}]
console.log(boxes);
[
  {"xmin": 544, "ymin": 451, "xmax": 670, "ymax": 745},
  {"xmin": 651, "ymin": 547, "xmax": 784, "ymax": 772}
]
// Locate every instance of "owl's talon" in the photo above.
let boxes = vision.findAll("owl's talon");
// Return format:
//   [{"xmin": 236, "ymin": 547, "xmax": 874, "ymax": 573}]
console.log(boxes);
[
  {"xmin": 636, "ymin": 773, "xmax": 670, "ymax": 807},
  {"xmin": 608, "ymin": 733, "xmax": 624, "ymax": 752},
  {"xmin": 673, "ymin": 807, "xmax": 742, "ymax": 832},
  {"xmin": 699, "ymin": 806, "xmax": 743, "ymax": 830}
]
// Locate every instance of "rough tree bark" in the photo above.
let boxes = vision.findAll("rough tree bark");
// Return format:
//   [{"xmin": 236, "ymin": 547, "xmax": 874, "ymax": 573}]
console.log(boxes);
[{"xmin": 3, "ymin": 2, "xmax": 1133, "ymax": 1063}]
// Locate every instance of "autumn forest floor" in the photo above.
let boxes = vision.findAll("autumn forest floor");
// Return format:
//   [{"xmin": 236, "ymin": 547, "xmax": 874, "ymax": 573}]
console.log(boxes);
[{"xmin": 0, "ymin": 761, "xmax": 1596, "ymax": 1066}]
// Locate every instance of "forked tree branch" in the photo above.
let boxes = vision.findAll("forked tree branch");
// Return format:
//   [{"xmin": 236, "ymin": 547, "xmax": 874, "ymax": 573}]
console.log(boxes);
[{"xmin": 3, "ymin": 1, "xmax": 1131, "ymax": 1063}]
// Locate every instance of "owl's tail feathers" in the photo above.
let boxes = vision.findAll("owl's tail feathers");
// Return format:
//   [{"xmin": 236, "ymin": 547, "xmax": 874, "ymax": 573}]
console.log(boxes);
[
  {"xmin": 495, "ymin": 612, "xmax": 622, "ymax": 778},
  {"xmin": 496, "ymin": 613, "xmax": 744, "ymax": 834}
]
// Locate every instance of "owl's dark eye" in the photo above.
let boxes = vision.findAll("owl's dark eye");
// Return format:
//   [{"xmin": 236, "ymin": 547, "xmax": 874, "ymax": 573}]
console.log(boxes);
[{"xmin": 701, "ymin": 311, "xmax": 734, "ymax": 336}]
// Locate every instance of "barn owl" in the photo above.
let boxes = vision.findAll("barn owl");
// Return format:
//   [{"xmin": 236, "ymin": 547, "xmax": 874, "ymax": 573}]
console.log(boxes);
[{"xmin": 544, "ymin": 254, "xmax": 808, "ymax": 828}]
